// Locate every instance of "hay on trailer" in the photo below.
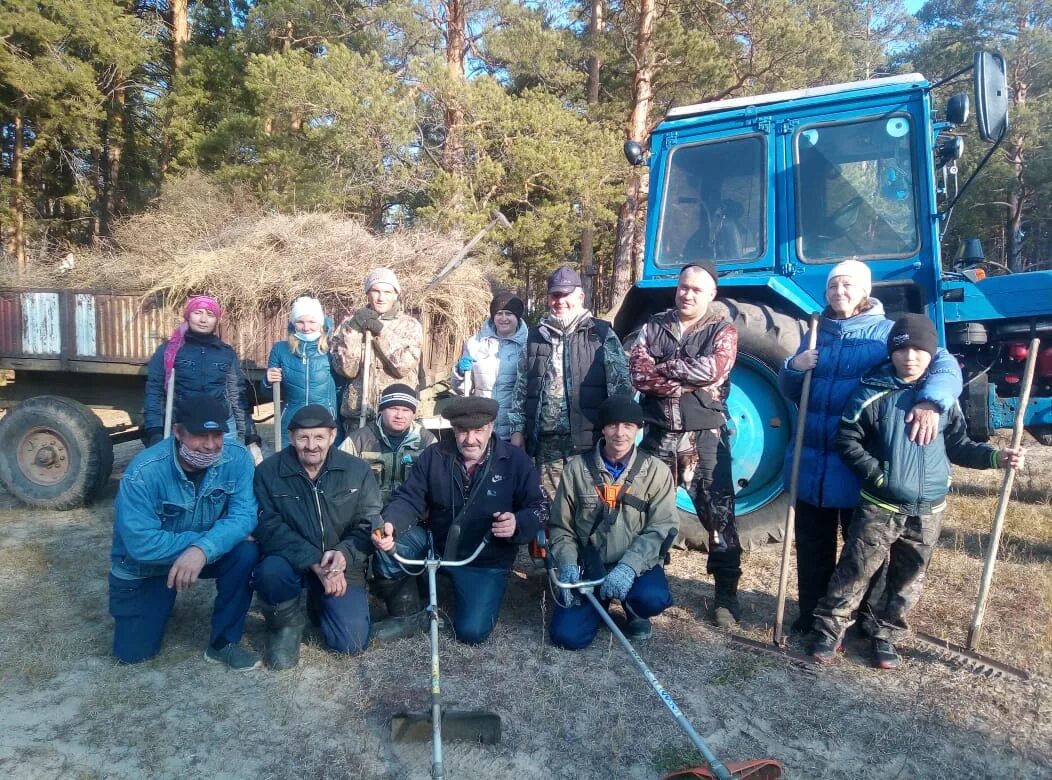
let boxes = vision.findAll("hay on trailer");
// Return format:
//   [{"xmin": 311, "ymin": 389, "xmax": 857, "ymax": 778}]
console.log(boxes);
[{"xmin": 16, "ymin": 173, "xmax": 495, "ymax": 350}]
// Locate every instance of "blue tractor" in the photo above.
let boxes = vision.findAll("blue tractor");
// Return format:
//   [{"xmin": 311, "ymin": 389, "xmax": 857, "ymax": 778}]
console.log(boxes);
[{"xmin": 614, "ymin": 52, "xmax": 1052, "ymax": 549}]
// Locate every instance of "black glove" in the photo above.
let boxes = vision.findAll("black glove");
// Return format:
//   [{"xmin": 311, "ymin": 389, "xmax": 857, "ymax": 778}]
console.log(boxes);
[
  {"xmin": 144, "ymin": 429, "xmax": 163, "ymax": 448},
  {"xmin": 245, "ymin": 433, "xmax": 263, "ymax": 447},
  {"xmin": 350, "ymin": 307, "xmax": 383, "ymax": 336}
]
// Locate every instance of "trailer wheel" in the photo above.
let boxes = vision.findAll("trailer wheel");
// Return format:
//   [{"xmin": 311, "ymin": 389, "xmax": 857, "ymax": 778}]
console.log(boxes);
[
  {"xmin": 0, "ymin": 396, "xmax": 115, "ymax": 509},
  {"xmin": 675, "ymin": 300, "xmax": 806, "ymax": 552}
]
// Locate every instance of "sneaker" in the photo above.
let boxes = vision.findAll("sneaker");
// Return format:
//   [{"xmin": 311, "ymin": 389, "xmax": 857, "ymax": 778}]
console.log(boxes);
[
  {"xmin": 204, "ymin": 642, "xmax": 262, "ymax": 672},
  {"xmin": 872, "ymin": 638, "xmax": 900, "ymax": 670},
  {"xmin": 808, "ymin": 635, "xmax": 841, "ymax": 664}
]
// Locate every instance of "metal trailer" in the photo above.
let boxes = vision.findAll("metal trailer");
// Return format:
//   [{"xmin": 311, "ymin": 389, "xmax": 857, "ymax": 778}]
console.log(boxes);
[{"xmin": 613, "ymin": 52, "xmax": 1052, "ymax": 547}]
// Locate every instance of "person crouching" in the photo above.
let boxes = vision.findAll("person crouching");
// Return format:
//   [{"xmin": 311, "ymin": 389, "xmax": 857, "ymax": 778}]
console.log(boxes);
[{"xmin": 548, "ymin": 396, "xmax": 680, "ymax": 649}]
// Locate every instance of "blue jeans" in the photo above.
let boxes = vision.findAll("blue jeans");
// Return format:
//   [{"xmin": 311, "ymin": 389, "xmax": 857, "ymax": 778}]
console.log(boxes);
[
  {"xmin": 108, "ymin": 540, "xmax": 258, "ymax": 664},
  {"xmin": 374, "ymin": 526, "xmax": 509, "ymax": 645},
  {"xmin": 549, "ymin": 565, "xmax": 673, "ymax": 650},
  {"xmin": 252, "ymin": 555, "xmax": 369, "ymax": 655}
]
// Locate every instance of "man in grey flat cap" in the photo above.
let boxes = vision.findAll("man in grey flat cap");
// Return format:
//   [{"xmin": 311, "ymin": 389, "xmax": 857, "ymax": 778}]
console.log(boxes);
[{"xmin": 370, "ymin": 396, "xmax": 548, "ymax": 644}]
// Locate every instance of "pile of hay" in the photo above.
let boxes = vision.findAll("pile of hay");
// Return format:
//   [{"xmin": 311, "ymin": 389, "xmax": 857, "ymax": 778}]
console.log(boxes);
[{"xmin": 27, "ymin": 173, "xmax": 496, "ymax": 346}]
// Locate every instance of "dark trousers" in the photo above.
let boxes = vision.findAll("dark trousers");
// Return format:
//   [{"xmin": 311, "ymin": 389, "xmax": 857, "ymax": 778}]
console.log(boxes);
[
  {"xmin": 252, "ymin": 555, "xmax": 370, "ymax": 655},
  {"xmin": 641, "ymin": 425, "xmax": 740, "ymax": 578},
  {"xmin": 814, "ymin": 501, "xmax": 942, "ymax": 644},
  {"xmin": 374, "ymin": 525, "xmax": 510, "ymax": 645},
  {"xmin": 108, "ymin": 540, "xmax": 259, "ymax": 664},
  {"xmin": 549, "ymin": 566, "xmax": 674, "ymax": 650}
]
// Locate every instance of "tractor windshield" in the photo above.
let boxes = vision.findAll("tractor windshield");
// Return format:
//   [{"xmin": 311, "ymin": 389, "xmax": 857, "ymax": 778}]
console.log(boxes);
[
  {"xmin": 795, "ymin": 115, "xmax": 920, "ymax": 263},
  {"xmin": 655, "ymin": 134, "xmax": 766, "ymax": 267}
]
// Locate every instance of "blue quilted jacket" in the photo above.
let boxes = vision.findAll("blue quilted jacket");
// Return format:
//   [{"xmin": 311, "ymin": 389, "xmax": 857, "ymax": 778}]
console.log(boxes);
[
  {"xmin": 779, "ymin": 300, "xmax": 962, "ymax": 508},
  {"xmin": 263, "ymin": 338, "xmax": 339, "ymax": 448}
]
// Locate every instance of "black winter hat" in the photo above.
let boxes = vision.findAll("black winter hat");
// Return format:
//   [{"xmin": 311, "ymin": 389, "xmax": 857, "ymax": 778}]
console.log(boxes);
[
  {"xmin": 288, "ymin": 404, "xmax": 338, "ymax": 430},
  {"xmin": 379, "ymin": 383, "xmax": 419, "ymax": 412},
  {"xmin": 887, "ymin": 314, "xmax": 938, "ymax": 357},
  {"xmin": 443, "ymin": 396, "xmax": 499, "ymax": 429},
  {"xmin": 175, "ymin": 394, "xmax": 230, "ymax": 434},
  {"xmin": 490, "ymin": 292, "xmax": 525, "ymax": 321},
  {"xmin": 597, "ymin": 395, "xmax": 645, "ymax": 428},
  {"xmin": 681, "ymin": 260, "xmax": 719, "ymax": 288}
]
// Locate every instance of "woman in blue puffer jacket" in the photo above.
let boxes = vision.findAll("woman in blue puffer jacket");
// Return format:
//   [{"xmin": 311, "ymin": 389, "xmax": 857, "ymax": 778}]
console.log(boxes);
[
  {"xmin": 451, "ymin": 292, "xmax": 528, "ymax": 440},
  {"xmin": 779, "ymin": 260, "xmax": 963, "ymax": 633},
  {"xmin": 263, "ymin": 296, "xmax": 340, "ymax": 449}
]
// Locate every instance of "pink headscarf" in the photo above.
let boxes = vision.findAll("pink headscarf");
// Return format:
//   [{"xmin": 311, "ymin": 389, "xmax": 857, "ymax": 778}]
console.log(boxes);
[{"xmin": 163, "ymin": 295, "xmax": 223, "ymax": 386}]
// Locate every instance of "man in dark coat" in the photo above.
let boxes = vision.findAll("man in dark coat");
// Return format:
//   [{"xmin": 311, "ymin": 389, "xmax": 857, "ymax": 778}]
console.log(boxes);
[
  {"xmin": 371, "ymin": 396, "xmax": 547, "ymax": 644},
  {"xmin": 252, "ymin": 405, "xmax": 382, "ymax": 668}
]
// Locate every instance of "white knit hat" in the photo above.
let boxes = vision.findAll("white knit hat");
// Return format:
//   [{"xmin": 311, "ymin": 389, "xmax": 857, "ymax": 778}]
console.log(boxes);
[
  {"xmin": 290, "ymin": 296, "xmax": 324, "ymax": 323},
  {"xmin": 827, "ymin": 259, "xmax": 872, "ymax": 297},
  {"xmin": 363, "ymin": 267, "xmax": 401, "ymax": 296}
]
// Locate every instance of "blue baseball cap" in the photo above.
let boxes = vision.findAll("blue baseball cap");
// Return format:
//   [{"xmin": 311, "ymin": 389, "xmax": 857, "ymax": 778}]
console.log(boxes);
[
  {"xmin": 175, "ymin": 395, "xmax": 230, "ymax": 434},
  {"xmin": 547, "ymin": 265, "xmax": 583, "ymax": 295}
]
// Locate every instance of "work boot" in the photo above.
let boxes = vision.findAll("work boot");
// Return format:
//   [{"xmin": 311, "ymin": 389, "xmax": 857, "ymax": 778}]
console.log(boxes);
[
  {"xmin": 370, "ymin": 577, "xmax": 426, "ymax": 643},
  {"xmin": 808, "ymin": 635, "xmax": 842, "ymax": 664},
  {"xmin": 712, "ymin": 572, "xmax": 741, "ymax": 629},
  {"xmin": 261, "ymin": 596, "xmax": 306, "ymax": 670},
  {"xmin": 872, "ymin": 638, "xmax": 901, "ymax": 670},
  {"xmin": 789, "ymin": 612, "xmax": 814, "ymax": 635},
  {"xmin": 623, "ymin": 604, "xmax": 652, "ymax": 641}
]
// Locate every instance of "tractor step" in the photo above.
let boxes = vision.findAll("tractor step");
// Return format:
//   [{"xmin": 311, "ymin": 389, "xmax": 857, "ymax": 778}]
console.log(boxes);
[{"xmin": 907, "ymin": 632, "xmax": 1030, "ymax": 681}]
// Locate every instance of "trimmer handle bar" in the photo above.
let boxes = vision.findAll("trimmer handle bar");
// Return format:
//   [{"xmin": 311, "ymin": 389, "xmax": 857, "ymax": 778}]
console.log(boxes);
[{"xmin": 392, "ymin": 533, "xmax": 492, "ymax": 569}]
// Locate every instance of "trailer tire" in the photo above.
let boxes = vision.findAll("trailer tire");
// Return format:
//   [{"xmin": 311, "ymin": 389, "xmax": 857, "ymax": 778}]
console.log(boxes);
[{"xmin": 0, "ymin": 396, "xmax": 115, "ymax": 510}]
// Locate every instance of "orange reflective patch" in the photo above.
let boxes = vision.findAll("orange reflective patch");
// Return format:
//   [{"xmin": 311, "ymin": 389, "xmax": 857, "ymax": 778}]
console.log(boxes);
[{"xmin": 596, "ymin": 483, "xmax": 620, "ymax": 509}]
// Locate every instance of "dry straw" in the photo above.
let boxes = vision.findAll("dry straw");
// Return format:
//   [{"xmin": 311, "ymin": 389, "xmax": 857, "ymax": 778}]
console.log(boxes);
[{"xmin": 10, "ymin": 172, "xmax": 494, "ymax": 348}]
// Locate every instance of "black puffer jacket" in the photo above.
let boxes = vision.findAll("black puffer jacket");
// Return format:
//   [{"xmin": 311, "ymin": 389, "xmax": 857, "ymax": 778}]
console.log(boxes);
[
  {"xmin": 837, "ymin": 363, "xmax": 998, "ymax": 514},
  {"xmin": 253, "ymin": 446, "xmax": 382, "ymax": 583},
  {"xmin": 144, "ymin": 330, "xmax": 258, "ymax": 444}
]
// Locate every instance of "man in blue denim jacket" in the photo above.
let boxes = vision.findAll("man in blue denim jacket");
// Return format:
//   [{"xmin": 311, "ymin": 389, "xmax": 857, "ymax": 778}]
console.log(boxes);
[{"xmin": 109, "ymin": 395, "xmax": 260, "ymax": 670}]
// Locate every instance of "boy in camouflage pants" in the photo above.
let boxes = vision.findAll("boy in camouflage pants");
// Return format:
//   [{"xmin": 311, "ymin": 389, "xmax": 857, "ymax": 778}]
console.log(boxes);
[{"xmin": 809, "ymin": 315, "xmax": 1025, "ymax": 669}]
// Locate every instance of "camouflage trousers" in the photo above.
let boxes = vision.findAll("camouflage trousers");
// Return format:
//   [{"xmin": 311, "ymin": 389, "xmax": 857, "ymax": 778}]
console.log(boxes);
[
  {"xmin": 533, "ymin": 433, "xmax": 582, "ymax": 505},
  {"xmin": 640, "ymin": 425, "xmax": 739, "ymax": 578},
  {"xmin": 813, "ymin": 500, "xmax": 943, "ymax": 644}
]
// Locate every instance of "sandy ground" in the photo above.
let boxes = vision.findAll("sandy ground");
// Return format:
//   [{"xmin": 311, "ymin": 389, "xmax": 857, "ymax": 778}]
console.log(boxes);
[{"xmin": 0, "ymin": 423, "xmax": 1049, "ymax": 779}]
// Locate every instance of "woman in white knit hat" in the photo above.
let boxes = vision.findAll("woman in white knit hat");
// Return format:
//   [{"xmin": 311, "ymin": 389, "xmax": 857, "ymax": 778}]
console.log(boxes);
[
  {"xmin": 778, "ymin": 259, "xmax": 963, "ymax": 634},
  {"xmin": 264, "ymin": 296, "xmax": 339, "ymax": 449}
]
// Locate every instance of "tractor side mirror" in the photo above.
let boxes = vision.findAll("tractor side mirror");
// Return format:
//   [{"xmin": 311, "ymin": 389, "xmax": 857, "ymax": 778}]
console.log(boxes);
[
  {"xmin": 974, "ymin": 51, "xmax": 1009, "ymax": 142},
  {"xmin": 624, "ymin": 140, "xmax": 646, "ymax": 166},
  {"xmin": 946, "ymin": 93, "xmax": 970, "ymax": 125}
]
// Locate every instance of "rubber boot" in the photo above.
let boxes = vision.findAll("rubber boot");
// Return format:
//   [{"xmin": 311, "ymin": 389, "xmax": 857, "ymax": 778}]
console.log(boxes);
[
  {"xmin": 623, "ymin": 604, "xmax": 652, "ymax": 641},
  {"xmin": 713, "ymin": 572, "xmax": 741, "ymax": 630},
  {"xmin": 369, "ymin": 577, "xmax": 426, "ymax": 643},
  {"xmin": 261, "ymin": 596, "xmax": 306, "ymax": 670}
]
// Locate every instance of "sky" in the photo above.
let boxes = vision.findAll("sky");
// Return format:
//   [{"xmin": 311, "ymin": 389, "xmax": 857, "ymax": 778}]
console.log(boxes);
[{"xmin": 905, "ymin": 0, "xmax": 925, "ymax": 12}]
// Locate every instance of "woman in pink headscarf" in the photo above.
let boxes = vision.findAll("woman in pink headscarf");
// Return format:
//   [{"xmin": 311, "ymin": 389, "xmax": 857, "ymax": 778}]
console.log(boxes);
[{"xmin": 144, "ymin": 295, "xmax": 261, "ymax": 457}]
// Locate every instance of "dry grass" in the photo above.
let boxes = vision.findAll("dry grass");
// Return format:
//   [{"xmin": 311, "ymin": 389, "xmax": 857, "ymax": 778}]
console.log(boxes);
[
  {"xmin": 1, "ymin": 172, "xmax": 495, "ymax": 349},
  {"xmin": 0, "ymin": 434, "xmax": 1049, "ymax": 778}
]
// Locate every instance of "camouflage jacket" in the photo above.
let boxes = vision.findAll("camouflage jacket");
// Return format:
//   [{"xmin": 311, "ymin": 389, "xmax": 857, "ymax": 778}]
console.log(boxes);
[
  {"xmin": 338, "ymin": 420, "xmax": 436, "ymax": 505},
  {"xmin": 330, "ymin": 307, "xmax": 422, "ymax": 424}
]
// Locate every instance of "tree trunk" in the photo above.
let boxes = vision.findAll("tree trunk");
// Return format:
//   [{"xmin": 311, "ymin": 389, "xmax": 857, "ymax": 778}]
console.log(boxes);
[
  {"xmin": 8, "ymin": 115, "xmax": 26, "ymax": 271},
  {"xmin": 611, "ymin": 0, "xmax": 654, "ymax": 306},
  {"xmin": 171, "ymin": 0, "xmax": 190, "ymax": 72},
  {"xmin": 580, "ymin": 0, "xmax": 603, "ymax": 309},
  {"xmin": 1005, "ymin": 48, "xmax": 1029, "ymax": 273},
  {"xmin": 99, "ymin": 87, "xmax": 126, "ymax": 237},
  {"xmin": 443, "ymin": 0, "xmax": 466, "ymax": 173}
]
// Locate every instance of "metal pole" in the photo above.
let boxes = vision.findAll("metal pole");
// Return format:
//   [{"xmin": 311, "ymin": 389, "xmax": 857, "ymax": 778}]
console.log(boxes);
[
  {"xmin": 272, "ymin": 381, "xmax": 282, "ymax": 452},
  {"xmin": 773, "ymin": 314, "xmax": 820, "ymax": 646},
  {"xmin": 359, "ymin": 331, "xmax": 373, "ymax": 430},
  {"xmin": 427, "ymin": 557, "xmax": 444, "ymax": 779},
  {"xmin": 967, "ymin": 336, "xmax": 1038, "ymax": 650},
  {"xmin": 163, "ymin": 368, "xmax": 176, "ymax": 438},
  {"xmin": 582, "ymin": 590, "xmax": 733, "ymax": 780}
]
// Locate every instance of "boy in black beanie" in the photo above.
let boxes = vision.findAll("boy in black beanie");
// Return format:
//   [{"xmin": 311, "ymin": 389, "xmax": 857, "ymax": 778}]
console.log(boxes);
[{"xmin": 808, "ymin": 314, "xmax": 1025, "ymax": 669}]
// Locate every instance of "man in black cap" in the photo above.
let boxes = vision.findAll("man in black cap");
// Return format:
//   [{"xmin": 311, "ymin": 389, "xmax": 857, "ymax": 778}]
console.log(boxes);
[
  {"xmin": 548, "ymin": 396, "xmax": 680, "ymax": 649},
  {"xmin": 109, "ymin": 395, "xmax": 260, "ymax": 669},
  {"xmin": 508, "ymin": 265, "xmax": 632, "ymax": 500},
  {"xmin": 371, "ymin": 396, "xmax": 547, "ymax": 644},
  {"xmin": 629, "ymin": 261, "xmax": 744, "ymax": 629},
  {"xmin": 252, "ymin": 404, "xmax": 382, "ymax": 668}
]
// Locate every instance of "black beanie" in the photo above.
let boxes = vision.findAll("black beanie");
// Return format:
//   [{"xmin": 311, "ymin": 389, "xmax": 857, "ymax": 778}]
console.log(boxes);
[
  {"xmin": 887, "ymin": 314, "xmax": 938, "ymax": 357},
  {"xmin": 490, "ymin": 292, "xmax": 525, "ymax": 321},
  {"xmin": 682, "ymin": 261, "xmax": 719, "ymax": 288},
  {"xmin": 597, "ymin": 395, "xmax": 645, "ymax": 428},
  {"xmin": 378, "ymin": 383, "xmax": 419, "ymax": 412}
]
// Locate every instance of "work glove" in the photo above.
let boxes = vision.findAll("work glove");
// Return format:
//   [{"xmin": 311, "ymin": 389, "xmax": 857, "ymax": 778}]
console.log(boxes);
[
  {"xmin": 349, "ymin": 307, "xmax": 383, "ymax": 336},
  {"xmin": 558, "ymin": 562, "xmax": 581, "ymax": 585},
  {"xmin": 599, "ymin": 562, "xmax": 636, "ymax": 601},
  {"xmin": 457, "ymin": 355, "xmax": 475, "ymax": 373}
]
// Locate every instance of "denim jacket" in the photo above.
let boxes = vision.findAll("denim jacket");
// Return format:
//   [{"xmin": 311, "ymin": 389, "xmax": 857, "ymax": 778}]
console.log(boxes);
[{"xmin": 111, "ymin": 438, "xmax": 258, "ymax": 579}]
